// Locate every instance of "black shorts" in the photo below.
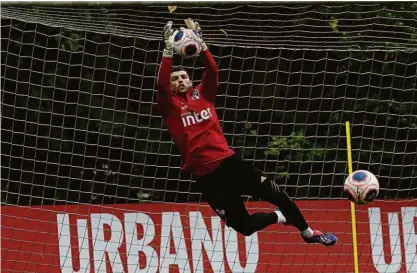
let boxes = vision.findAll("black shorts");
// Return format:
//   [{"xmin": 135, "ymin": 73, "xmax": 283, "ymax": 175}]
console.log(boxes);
[{"xmin": 196, "ymin": 155, "xmax": 272, "ymax": 221}]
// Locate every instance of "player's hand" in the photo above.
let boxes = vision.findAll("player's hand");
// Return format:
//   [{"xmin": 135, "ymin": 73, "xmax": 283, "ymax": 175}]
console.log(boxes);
[
  {"xmin": 163, "ymin": 21, "xmax": 178, "ymax": 58},
  {"xmin": 184, "ymin": 18, "xmax": 208, "ymax": 51}
]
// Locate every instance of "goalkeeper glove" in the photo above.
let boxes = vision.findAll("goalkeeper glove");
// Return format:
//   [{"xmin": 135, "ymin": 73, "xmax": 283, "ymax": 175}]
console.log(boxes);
[
  {"xmin": 184, "ymin": 18, "xmax": 208, "ymax": 51},
  {"xmin": 163, "ymin": 21, "xmax": 178, "ymax": 58}
]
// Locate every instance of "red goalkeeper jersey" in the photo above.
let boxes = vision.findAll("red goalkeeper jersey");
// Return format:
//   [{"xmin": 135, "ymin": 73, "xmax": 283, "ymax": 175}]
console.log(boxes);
[{"xmin": 156, "ymin": 50, "xmax": 235, "ymax": 176}]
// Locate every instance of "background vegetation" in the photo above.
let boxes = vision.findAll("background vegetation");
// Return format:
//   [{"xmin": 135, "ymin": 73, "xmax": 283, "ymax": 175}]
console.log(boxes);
[{"xmin": 1, "ymin": 3, "xmax": 416, "ymax": 205}]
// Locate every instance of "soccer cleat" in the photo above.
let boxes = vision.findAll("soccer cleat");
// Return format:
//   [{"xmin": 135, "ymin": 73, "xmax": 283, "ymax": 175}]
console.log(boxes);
[
  {"xmin": 275, "ymin": 208, "xmax": 337, "ymax": 246},
  {"xmin": 303, "ymin": 230, "xmax": 338, "ymax": 246}
]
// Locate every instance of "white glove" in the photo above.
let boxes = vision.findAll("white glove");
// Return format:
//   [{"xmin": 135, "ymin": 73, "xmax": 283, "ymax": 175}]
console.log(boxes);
[
  {"xmin": 184, "ymin": 18, "xmax": 208, "ymax": 51},
  {"xmin": 163, "ymin": 21, "xmax": 178, "ymax": 58}
]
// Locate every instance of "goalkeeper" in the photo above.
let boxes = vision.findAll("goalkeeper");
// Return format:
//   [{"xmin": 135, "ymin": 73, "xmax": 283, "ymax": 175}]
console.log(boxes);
[{"xmin": 156, "ymin": 19, "xmax": 337, "ymax": 246}]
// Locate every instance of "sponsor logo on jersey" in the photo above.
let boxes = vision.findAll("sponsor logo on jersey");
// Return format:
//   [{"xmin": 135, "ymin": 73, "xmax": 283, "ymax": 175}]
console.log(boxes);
[{"xmin": 181, "ymin": 107, "xmax": 213, "ymax": 127}]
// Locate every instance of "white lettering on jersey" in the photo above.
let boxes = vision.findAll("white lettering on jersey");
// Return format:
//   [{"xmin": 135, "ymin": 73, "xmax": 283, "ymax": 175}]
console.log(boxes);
[{"xmin": 182, "ymin": 108, "xmax": 213, "ymax": 127}]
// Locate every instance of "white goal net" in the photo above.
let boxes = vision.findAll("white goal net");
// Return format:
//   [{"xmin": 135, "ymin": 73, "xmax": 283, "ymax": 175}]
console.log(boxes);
[{"xmin": 1, "ymin": 3, "xmax": 416, "ymax": 273}]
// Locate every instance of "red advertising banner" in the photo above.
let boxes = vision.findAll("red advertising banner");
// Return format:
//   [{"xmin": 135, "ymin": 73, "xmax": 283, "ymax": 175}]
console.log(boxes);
[{"xmin": 1, "ymin": 200, "xmax": 416, "ymax": 273}]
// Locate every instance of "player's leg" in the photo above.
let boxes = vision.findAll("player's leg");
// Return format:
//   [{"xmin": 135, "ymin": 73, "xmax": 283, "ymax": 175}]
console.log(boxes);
[
  {"xmin": 196, "ymin": 156, "xmax": 279, "ymax": 236},
  {"xmin": 203, "ymin": 192, "xmax": 277, "ymax": 237},
  {"xmin": 237, "ymin": 159, "xmax": 338, "ymax": 246},
  {"xmin": 258, "ymin": 179, "xmax": 337, "ymax": 246}
]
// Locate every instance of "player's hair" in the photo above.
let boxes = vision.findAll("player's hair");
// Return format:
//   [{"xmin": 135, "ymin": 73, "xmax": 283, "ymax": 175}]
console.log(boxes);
[{"xmin": 171, "ymin": 66, "xmax": 188, "ymax": 75}]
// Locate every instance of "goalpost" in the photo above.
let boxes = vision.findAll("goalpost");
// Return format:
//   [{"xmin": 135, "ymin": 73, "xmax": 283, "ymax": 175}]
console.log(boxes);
[{"xmin": 1, "ymin": 3, "xmax": 416, "ymax": 273}]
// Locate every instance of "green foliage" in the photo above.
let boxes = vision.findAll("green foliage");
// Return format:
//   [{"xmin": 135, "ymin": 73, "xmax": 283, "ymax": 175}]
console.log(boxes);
[
  {"xmin": 327, "ymin": 3, "xmax": 417, "ymax": 48},
  {"xmin": 56, "ymin": 29, "xmax": 84, "ymax": 52},
  {"xmin": 278, "ymin": 172, "xmax": 289, "ymax": 178},
  {"xmin": 2, "ymin": 3, "xmax": 416, "ymax": 204},
  {"xmin": 265, "ymin": 131, "xmax": 327, "ymax": 162},
  {"xmin": 329, "ymin": 17, "xmax": 339, "ymax": 32}
]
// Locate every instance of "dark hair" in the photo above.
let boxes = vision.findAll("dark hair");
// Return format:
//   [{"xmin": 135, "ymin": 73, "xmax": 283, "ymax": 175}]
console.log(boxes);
[{"xmin": 171, "ymin": 66, "xmax": 188, "ymax": 75}]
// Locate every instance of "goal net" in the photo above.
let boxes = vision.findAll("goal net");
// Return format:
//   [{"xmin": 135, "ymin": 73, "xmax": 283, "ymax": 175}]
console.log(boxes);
[{"xmin": 1, "ymin": 3, "xmax": 416, "ymax": 273}]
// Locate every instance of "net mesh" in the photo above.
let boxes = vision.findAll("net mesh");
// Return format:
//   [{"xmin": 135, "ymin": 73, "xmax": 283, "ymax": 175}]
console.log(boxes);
[
  {"xmin": 2, "ymin": 3, "xmax": 417, "ymax": 49},
  {"xmin": 1, "ymin": 3, "xmax": 417, "ymax": 273},
  {"xmin": 2, "ymin": 7, "xmax": 416, "ymax": 205}
]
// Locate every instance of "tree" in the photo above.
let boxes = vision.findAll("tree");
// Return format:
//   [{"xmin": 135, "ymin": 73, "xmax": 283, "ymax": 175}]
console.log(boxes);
[{"xmin": 1, "ymin": 3, "xmax": 416, "ymax": 205}]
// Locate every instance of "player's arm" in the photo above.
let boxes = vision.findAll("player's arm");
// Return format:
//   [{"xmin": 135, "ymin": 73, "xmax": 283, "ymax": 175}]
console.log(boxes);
[
  {"xmin": 200, "ymin": 49, "xmax": 219, "ymax": 102},
  {"xmin": 185, "ymin": 19, "xmax": 219, "ymax": 102},
  {"xmin": 157, "ymin": 22, "xmax": 178, "ymax": 113},
  {"xmin": 157, "ymin": 56, "xmax": 172, "ymax": 97}
]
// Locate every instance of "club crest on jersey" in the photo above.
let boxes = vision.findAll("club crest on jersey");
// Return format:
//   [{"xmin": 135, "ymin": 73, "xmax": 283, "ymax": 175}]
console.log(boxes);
[{"xmin": 191, "ymin": 89, "xmax": 200, "ymax": 100}]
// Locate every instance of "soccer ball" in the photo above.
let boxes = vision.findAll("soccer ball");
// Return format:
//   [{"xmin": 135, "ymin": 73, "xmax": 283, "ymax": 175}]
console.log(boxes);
[
  {"xmin": 344, "ymin": 170, "xmax": 379, "ymax": 205},
  {"xmin": 173, "ymin": 28, "xmax": 202, "ymax": 58}
]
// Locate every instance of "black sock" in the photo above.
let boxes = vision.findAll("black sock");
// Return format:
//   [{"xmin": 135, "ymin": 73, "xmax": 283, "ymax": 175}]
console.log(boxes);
[
  {"xmin": 260, "ymin": 180, "xmax": 309, "ymax": 231},
  {"xmin": 242, "ymin": 212, "xmax": 278, "ymax": 236},
  {"xmin": 251, "ymin": 212, "xmax": 278, "ymax": 229}
]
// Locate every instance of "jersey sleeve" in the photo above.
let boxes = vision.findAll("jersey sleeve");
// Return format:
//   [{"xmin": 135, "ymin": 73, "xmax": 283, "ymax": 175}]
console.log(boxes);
[
  {"xmin": 156, "ymin": 56, "xmax": 173, "ymax": 116},
  {"xmin": 199, "ymin": 50, "xmax": 219, "ymax": 103}
]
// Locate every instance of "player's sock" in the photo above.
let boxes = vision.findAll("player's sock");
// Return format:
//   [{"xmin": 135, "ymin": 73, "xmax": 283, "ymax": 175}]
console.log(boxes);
[
  {"xmin": 275, "ymin": 208, "xmax": 315, "ymax": 238},
  {"xmin": 242, "ymin": 212, "xmax": 280, "ymax": 235},
  {"xmin": 274, "ymin": 209, "xmax": 287, "ymax": 223},
  {"xmin": 261, "ymin": 180, "xmax": 309, "ymax": 231},
  {"xmin": 300, "ymin": 227, "xmax": 314, "ymax": 238}
]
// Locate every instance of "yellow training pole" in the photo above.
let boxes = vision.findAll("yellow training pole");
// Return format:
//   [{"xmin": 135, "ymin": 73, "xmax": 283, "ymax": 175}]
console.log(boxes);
[{"xmin": 345, "ymin": 121, "xmax": 359, "ymax": 273}]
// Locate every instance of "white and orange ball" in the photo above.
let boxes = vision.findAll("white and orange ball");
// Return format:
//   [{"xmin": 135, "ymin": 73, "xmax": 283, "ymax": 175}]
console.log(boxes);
[
  {"xmin": 344, "ymin": 170, "xmax": 379, "ymax": 205},
  {"xmin": 173, "ymin": 28, "xmax": 202, "ymax": 58}
]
